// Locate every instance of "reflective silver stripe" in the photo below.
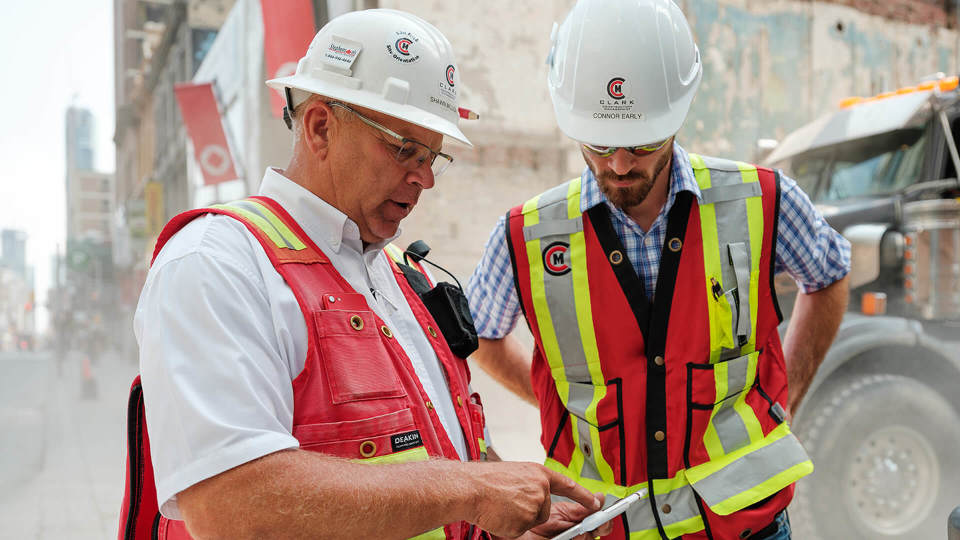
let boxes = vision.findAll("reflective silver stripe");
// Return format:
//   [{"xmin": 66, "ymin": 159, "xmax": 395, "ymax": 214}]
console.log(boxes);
[
  {"xmin": 621, "ymin": 484, "xmax": 700, "ymax": 533},
  {"xmin": 698, "ymin": 155, "xmax": 757, "ymax": 357},
  {"xmin": 727, "ymin": 242, "xmax": 752, "ymax": 341},
  {"xmin": 711, "ymin": 353, "xmax": 753, "ymax": 454},
  {"xmin": 690, "ymin": 432, "xmax": 811, "ymax": 509},
  {"xmin": 524, "ymin": 218, "xmax": 583, "ymax": 241},
  {"xmin": 538, "ymin": 195, "xmax": 591, "ymax": 383},
  {"xmin": 230, "ymin": 200, "xmax": 296, "ymax": 250},
  {"xmin": 575, "ymin": 413, "xmax": 602, "ymax": 481},
  {"xmin": 700, "ymin": 181, "xmax": 761, "ymax": 204}
]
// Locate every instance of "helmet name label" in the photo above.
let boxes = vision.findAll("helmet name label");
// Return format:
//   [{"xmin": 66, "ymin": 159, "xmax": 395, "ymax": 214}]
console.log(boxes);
[{"xmin": 430, "ymin": 95, "xmax": 457, "ymax": 114}]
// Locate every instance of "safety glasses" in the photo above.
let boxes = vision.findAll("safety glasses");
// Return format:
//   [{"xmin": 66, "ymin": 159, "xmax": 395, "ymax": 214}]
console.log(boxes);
[
  {"xmin": 329, "ymin": 102, "xmax": 454, "ymax": 177},
  {"xmin": 581, "ymin": 137, "xmax": 672, "ymax": 158}
]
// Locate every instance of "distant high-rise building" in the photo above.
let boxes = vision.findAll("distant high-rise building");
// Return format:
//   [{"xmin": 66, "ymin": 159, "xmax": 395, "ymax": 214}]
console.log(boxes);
[
  {"xmin": 64, "ymin": 106, "xmax": 114, "ymax": 247},
  {"xmin": 1, "ymin": 229, "xmax": 27, "ymax": 281},
  {"xmin": 65, "ymin": 106, "xmax": 95, "ymax": 173}
]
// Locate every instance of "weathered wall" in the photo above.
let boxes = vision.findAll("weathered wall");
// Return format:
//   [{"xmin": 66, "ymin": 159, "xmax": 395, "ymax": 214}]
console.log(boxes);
[{"xmin": 386, "ymin": 0, "xmax": 960, "ymax": 281}]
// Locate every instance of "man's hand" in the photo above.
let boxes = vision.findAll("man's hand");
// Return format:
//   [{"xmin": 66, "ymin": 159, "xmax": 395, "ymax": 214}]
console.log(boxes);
[
  {"xmin": 509, "ymin": 496, "xmax": 614, "ymax": 540},
  {"xmin": 467, "ymin": 461, "xmax": 602, "ymax": 538}
]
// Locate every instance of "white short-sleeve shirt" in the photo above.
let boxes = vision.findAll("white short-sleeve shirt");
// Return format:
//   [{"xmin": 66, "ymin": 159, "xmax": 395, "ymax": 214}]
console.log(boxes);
[{"xmin": 135, "ymin": 168, "xmax": 469, "ymax": 518}]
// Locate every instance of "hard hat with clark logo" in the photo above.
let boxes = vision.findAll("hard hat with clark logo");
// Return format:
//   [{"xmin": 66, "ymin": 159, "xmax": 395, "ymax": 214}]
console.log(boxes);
[
  {"xmin": 267, "ymin": 9, "xmax": 471, "ymax": 146},
  {"xmin": 547, "ymin": 0, "xmax": 702, "ymax": 147}
]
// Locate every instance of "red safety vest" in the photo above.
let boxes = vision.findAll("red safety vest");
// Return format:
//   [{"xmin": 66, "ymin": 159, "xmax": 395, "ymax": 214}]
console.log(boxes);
[
  {"xmin": 118, "ymin": 196, "xmax": 487, "ymax": 540},
  {"xmin": 506, "ymin": 155, "xmax": 812, "ymax": 539}
]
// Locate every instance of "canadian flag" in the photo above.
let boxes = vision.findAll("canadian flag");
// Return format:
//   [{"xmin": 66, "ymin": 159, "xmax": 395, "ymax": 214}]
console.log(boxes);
[
  {"xmin": 173, "ymin": 82, "xmax": 239, "ymax": 186},
  {"xmin": 261, "ymin": 0, "xmax": 316, "ymax": 117}
]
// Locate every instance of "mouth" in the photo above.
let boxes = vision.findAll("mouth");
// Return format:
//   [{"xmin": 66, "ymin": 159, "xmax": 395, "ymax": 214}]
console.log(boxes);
[{"xmin": 383, "ymin": 199, "xmax": 416, "ymax": 221}]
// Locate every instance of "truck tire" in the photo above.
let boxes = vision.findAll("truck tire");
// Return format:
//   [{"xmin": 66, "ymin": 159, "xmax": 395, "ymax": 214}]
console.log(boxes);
[{"xmin": 792, "ymin": 374, "xmax": 960, "ymax": 540}]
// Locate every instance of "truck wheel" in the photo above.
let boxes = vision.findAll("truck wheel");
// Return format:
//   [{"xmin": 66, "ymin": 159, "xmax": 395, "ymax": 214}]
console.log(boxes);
[{"xmin": 791, "ymin": 374, "xmax": 960, "ymax": 540}]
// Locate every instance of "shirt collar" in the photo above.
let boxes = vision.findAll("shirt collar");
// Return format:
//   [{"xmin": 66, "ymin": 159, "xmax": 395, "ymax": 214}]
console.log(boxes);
[
  {"xmin": 257, "ymin": 168, "xmax": 398, "ymax": 256},
  {"xmin": 579, "ymin": 142, "xmax": 703, "ymax": 215}
]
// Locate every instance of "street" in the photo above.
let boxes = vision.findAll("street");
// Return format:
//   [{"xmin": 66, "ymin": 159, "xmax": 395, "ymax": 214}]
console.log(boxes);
[
  {"xmin": 0, "ymin": 342, "xmax": 545, "ymax": 539},
  {"xmin": 0, "ymin": 349, "xmax": 137, "ymax": 539}
]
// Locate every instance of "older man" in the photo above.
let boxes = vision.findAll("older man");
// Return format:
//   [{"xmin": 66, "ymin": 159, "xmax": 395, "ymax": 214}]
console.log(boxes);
[{"xmin": 118, "ymin": 9, "xmax": 608, "ymax": 540}]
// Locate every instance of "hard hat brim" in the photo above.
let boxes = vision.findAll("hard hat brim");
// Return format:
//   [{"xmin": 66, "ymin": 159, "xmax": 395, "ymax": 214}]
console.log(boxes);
[{"xmin": 267, "ymin": 75, "xmax": 473, "ymax": 147}]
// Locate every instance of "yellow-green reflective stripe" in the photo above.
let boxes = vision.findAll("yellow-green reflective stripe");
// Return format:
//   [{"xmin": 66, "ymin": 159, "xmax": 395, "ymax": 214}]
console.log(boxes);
[
  {"xmin": 544, "ymin": 458, "xmax": 633, "ymax": 499},
  {"xmin": 566, "ymin": 179, "xmax": 615, "ymax": 484},
  {"xmin": 355, "ymin": 446, "xmax": 429, "ymax": 465},
  {"xmin": 212, "ymin": 204, "xmax": 287, "ymax": 249},
  {"xmin": 523, "ymin": 195, "xmax": 568, "ymax": 398},
  {"xmin": 243, "ymin": 199, "xmax": 306, "ymax": 250},
  {"xmin": 385, "ymin": 243, "xmax": 405, "ymax": 263},
  {"xmin": 711, "ymin": 460, "xmax": 812, "ymax": 516},
  {"xmin": 409, "ymin": 527, "xmax": 446, "ymax": 540},
  {"xmin": 689, "ymin": 155, "xmax": 734, "ymax": 361},
  {"xmin": 734, "ymin": 353, "xmax": 764, "ymax": 444},
  {"xmin": 702, "ymin": 361, "xmax": 727, "ymax": 460},
  {"xmin": 478, "ymin": 437, "xmax": 487, "ymax": 453},
  {"xmin": 737, "ymin": 162, "xmax": 764, "ymax": 353}
]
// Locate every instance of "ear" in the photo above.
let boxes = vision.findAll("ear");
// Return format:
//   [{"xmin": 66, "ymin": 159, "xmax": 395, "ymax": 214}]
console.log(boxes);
[{"xmin": 300, "ymin": 100, "xmax": 337, "ymax": 159}]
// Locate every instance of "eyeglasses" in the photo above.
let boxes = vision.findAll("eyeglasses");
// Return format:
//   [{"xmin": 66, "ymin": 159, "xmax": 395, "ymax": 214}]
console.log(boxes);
[
  {"xmin": 581, "ymin": 138, "xmax": 672, "ymax": 158},
  {"xmin": 328, "ymin": 102, "xmax": 454, "ymax": 177}
]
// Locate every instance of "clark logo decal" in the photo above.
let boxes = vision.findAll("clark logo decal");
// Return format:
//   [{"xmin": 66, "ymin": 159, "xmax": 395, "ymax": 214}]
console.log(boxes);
[
  {"xmin": 395, "ymin": 38, "xmax": 413, "ymax": 55},
  {"xmin": 386, "ymin": 32, "xmax": 421, "ymax": 63},
  {"xmin": 543, "ymin": 242, "xmax": 571, "ymax": 276},
  {"xmin": 607, "ymin": 77, "xmax": 625, "ymax": 99},
  {"xmin": 598, "ymin": 76, "xmax": 637, "ymax": 116},
  {"xmin": 446, "ymin": 65, "xmax": 456, "ymax": 86}
]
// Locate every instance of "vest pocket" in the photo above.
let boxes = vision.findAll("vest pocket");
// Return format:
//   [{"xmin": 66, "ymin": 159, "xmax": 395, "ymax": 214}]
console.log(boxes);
[
  {"xmin": 564, "ymin": 380, "xmax": 622, "ymax": 484},
  {"xmin": 314, "ymin": 310, "xmax": 406, "ymax": 404},
  {"xmin": 294, "ymin": 408, "xmax": 427, "ymax": 463},
  {"xmin": 687, "ymin": 351, "xmax": 762, "ymax": 459}
]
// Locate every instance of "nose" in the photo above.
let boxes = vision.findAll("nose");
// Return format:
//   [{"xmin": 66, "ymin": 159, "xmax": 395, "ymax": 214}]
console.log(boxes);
[
  {"xmin": 405, "ymin": 165, "xmax": 435, "ymax": 190},
  {"xmin": 606, "ymin": 148, "xmax": 636, "ymax": 176}
]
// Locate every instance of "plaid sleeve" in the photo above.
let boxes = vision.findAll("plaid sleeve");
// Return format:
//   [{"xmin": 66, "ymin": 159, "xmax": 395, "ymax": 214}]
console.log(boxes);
[
  {"xmin": 466, "ymin": 215, "xmax": 523, "ymax": 339},
  {"xmin": 774, "ymin": 173, "xmax": 852, "ymax": 293}
]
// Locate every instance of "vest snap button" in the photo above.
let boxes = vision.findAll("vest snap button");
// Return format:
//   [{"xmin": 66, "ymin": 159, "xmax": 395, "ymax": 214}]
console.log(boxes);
[
  {"xmin": 609, "ymin": 250, "xmax": 624, "ymax": 265},
  {"xmin": 425, "ymin": 401, "xmax": 434, "ymax": 410},
  {"xmin": 668, "ymin": 237, "xmax": 683, "ymax": 252},
  {"xmin": 654, "ymin": 430, "xmax": 665, "ymax": 442},
  {"xmin": 739, "ymin": 529, "xmax": 752, "ymax": 539},
  {"xmin": 457, "ymin": 395, "xmax": 464, "ymax": 407},
  {"xmin": 582, "ymin": 443, "xmax": 591, "ymax": 457},
  {"xmin": 359, "ymin": 440, "xmax": 377, "ymax": 458},
  {"xmin": 381, "ymin": 325, "xmax": 393, "ymax": 338},
  {"xmin": 428, "ymin": 326, "xmax": 438, "ymax": 338},
  {"xmin": 349, "ymin": 315, "xmax": 364, "ymax": 331},
  {"xmin": 654, "ymin": 355, "xmax": 664, "ymax": 366},
  {"xmin": 661, "ymin": 504, "xmax": 672, "ymax": 514}
]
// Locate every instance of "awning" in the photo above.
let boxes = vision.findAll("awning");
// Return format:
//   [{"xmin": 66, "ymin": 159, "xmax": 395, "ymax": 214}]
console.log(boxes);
[{"xmin": 765, "ymin": 91, "xmax": 936, "ymax": 166}]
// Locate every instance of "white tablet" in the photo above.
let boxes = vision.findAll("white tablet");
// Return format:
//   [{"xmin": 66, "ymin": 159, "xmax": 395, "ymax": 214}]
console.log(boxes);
[{"xmin": 550, "ymin": 489, "xmax": 647, "ymax": 540}]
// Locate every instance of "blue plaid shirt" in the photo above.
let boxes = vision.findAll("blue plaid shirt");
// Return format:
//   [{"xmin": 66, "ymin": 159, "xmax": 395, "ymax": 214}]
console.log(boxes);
[{"xmin": 466, "ymin": 143, "xmax": 851, "ymax": 339}]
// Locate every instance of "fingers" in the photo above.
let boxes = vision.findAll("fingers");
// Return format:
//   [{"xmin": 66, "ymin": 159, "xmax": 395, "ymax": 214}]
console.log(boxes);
[{"xmin": 545, "ymin": 469, "xmax": 601, "ymax": 511}]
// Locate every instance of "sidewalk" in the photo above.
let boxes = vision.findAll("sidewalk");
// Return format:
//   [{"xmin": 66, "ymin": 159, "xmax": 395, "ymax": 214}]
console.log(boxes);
[{"xmin": 0, "ymin": 350, "xmax": 138, "ymax": 540}]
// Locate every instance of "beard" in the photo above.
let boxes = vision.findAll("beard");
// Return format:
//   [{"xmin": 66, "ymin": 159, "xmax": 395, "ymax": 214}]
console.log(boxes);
[{"xmin": 589, "ymin": 147, "xmax": 672, "ymax": 210}]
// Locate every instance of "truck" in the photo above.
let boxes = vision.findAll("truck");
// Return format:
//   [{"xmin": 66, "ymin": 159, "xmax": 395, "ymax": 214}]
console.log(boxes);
[{"xmin": 764, "ymin": 75, "xmax": 960, "ymax": 540}]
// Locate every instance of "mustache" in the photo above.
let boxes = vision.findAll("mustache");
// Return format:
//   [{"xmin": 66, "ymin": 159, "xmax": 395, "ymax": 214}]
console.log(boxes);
[{"xmin": 597, "ymin": 171, "xmax": 648, "ymax": 184}]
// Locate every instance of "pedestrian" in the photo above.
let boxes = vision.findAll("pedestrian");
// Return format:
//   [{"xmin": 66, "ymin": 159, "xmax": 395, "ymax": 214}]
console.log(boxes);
[
  {"xmin": 119, "ymin": 9, "xmax": 610, "ymax": 540},
  {"xmin": 465, "ymin": 1, "xmax": 851, "ymax": 539}
]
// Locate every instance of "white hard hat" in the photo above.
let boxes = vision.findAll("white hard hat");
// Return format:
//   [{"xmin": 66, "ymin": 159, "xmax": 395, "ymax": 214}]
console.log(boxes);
[
  {"xmin": 547, "ymin": 0, "xmax": 702, "ymax": 147},
  {"xmin": 267, "ymin": 9, "xmax": 471, "ymax": 146}
]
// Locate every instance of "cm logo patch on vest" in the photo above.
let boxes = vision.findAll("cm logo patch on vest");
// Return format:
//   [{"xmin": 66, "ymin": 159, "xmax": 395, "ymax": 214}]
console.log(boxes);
[{"xmin": 543, "ymin": 241, "xmax": 571, "ymax": 276}]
